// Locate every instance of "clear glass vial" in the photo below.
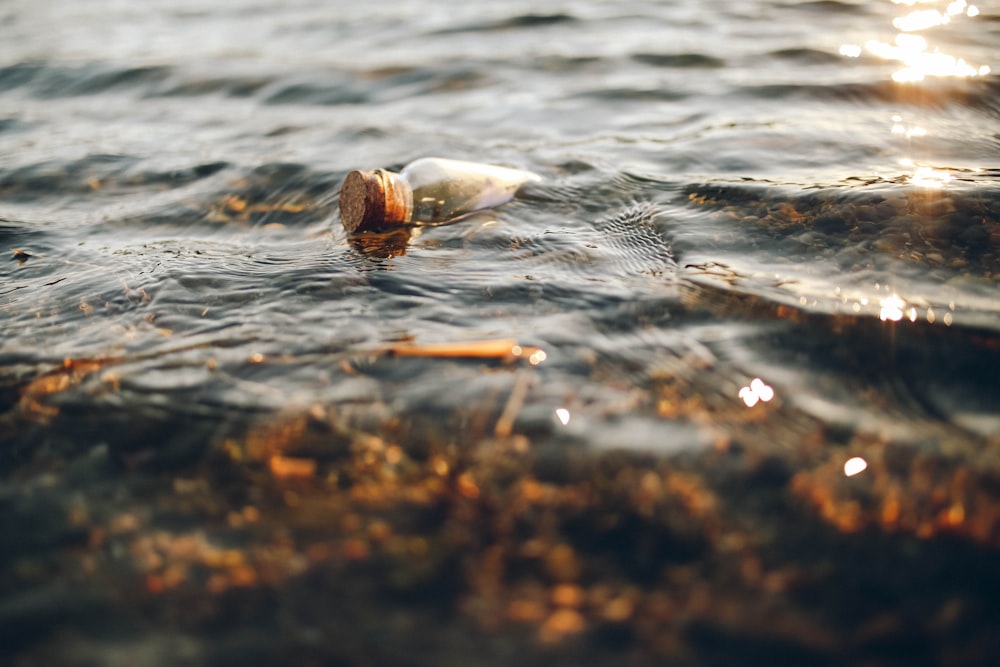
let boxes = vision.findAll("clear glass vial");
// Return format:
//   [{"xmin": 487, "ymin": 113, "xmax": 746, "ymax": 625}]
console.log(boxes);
[{"xmin": 339, "ymin": 157, "xmax": 540, "ymax": 233}]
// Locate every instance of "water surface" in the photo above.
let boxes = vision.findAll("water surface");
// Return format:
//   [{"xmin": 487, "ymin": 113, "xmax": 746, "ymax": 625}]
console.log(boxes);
[{"xmin": 1, "ymin": 1, "xmax": 999, "ymax": 665}]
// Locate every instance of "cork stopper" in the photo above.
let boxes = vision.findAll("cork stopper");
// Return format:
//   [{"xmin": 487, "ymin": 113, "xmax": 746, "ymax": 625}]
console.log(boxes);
[{"xmin": 339, "ymin": 169, "xmax": 413, "ymax": 233}]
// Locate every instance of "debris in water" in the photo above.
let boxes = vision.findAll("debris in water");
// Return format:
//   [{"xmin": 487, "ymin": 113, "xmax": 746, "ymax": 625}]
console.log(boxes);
[{"xmin": 339, "ymin": 157, "xmax": 539, "ymax": 232}]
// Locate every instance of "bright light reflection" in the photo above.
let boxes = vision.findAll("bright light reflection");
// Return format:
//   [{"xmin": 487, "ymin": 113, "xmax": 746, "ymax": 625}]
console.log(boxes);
[
  {"xmin": 894, "ymin": 9, "xmax": 948, "ymax": 32},
  {"xmin": 739, "ymin": 378, "xmax": 775, "ymax": 408},
  {"xmin": 892, "ymin": 113, "xmax": 929, "ymax": 138},
  {"xmin": 879, "ymin": 293, "xmax": 906, "ymax": 322},
  {"xmin": 867, "ymin": 37, "xmax": 985, "ymax": 82},
  {"xmin": 860, "ymin": 3, "xmax": 988, "ymax": 82},
  {"xmin": 738, "ymin": 388, "xmax": 759, "ymax": 408},
  {"xmin": 844, "ymin": 457, "xmax": 868, "ymax": 477},
  {"xmin": 894, "ymin": 69, "xmax": 925, "ymax": 83},
  {"xmin": 839, "ymin": 44, "xmax": 862, "ymax": 58},
  {"xmin": 750, "ymin": 378, "xmax": 774, "ymax": 402},
  {"xmin": 946, "ymin": 0, "xmax": 967, "ymax": 15},
  {"xmin": 555, "ymin": 408, "xmax": 571, "ymax": 426},
  {"xmin": 909, "ymin": 166, "xmax": 954, "ymax": 187},
  {"xmin": 896, "ymin": 33, "xmax": 928, "ymax": 51},
  {"xmin": 528, "ymin": 349, "xmax": 547, "ymax": 365}
]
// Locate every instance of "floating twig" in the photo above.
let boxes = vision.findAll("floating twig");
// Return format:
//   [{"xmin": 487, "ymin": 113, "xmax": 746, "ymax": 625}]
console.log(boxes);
[{"xmin": 381, "ymin": 338, "xmax": 547, "ymax": 365}]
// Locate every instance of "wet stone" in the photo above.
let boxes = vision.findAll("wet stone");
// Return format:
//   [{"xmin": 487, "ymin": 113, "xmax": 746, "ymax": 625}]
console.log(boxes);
[{"xmin": 812, "ymin": 213, "xmax": 847, "ymax": 234}]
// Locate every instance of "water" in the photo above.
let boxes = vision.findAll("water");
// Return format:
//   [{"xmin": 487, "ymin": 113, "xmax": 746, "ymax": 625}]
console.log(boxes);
[{"xmin": 1, "ymin": 1, "xmax": 999, "ymax": 664}]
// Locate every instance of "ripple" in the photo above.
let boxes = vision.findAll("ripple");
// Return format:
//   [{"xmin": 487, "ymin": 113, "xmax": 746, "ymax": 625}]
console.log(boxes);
[
  {"xmin": 737, "ymin": 77, "xmax": 1000, "ymax": 111},
  {"xmin": 431, "ymin": 12, "xmax": 577, "ymax": 35},
  {"xmin": 592, "ymin": 205, "xmax": 676, "ymax": 279},
  {"xmin": 766, "ymin": 48, "xmax": 843, "ymax": 65},
  {"xmin": 630, "ymin": 52, "xmax": 725, "ymax": 68},
  {"xmin": 0, "ymin": 62, "xmax": 173, "ymax": 98},
  {"xmin": 571, "ymin": 87, "xmax": 689, "ymax": 103}
]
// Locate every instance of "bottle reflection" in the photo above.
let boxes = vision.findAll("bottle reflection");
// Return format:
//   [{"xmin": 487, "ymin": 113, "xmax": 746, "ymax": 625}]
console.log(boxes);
[{"xmin": 347, "ymin": 227, "xmax": 414, "ymax": 259}]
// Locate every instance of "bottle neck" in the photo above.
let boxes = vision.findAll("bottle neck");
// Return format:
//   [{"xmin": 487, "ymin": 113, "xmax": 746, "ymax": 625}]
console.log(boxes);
[
  {"xmin": 339, "ymin": 168, "xmax": 414, "ymax": 233},
  {"xmin": 375, "ymin": 169, "xmax": 413, "ymax": 226}
]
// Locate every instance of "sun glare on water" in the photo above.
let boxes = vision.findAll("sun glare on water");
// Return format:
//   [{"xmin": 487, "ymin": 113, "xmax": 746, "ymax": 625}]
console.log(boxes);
[
  {"xmin": 840, "ymin": 0, "xmax": 989, "ymax": 82},
  {"xmin": 907, "ymin": 165, "xmax": 954, "ymax": 187}
]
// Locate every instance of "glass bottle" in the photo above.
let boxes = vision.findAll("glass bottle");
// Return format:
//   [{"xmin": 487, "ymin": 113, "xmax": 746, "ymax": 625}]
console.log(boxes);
[{"xmin": 339, "ymin": 157, "xmax": 540, "ymax": 233}]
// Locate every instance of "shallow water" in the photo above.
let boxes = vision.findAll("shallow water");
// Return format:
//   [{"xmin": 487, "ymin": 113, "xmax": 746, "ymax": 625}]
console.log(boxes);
[{"xmin": 2, "ymin": 1, "xmax": 999, "ymax": 665}]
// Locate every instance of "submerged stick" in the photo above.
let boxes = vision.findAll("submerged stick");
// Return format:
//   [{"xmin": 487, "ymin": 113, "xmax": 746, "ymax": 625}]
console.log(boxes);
[{"xmin": 494, "ymin": 369, "xmax": 534, "ymax": 438}]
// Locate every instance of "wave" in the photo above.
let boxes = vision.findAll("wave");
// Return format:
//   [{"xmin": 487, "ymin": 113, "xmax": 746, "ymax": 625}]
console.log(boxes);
[
  {"xmin": 737, "ymin": 76, "xmax": 1000, "ymax": 113},
  {"xmin": 430, "ymin": 12, "xmax": 577, "ymax": 35},
  {"xmin": 0, "ymin": 62, "xmax": 171, "ymax": 97},
  {"xmin": 630, "ymin": 53, "xmax": 725, "ymax": 69},
  {"xmin": 765, "ymin": 48, "xmax": 844, "ymax": 65}
]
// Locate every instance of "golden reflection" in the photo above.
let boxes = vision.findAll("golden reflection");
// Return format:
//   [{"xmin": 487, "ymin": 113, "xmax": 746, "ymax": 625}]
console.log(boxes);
[
  {"xmin": 738, "ymin": 378, "xmax": 774, "ymax": 408},
  {"xmin": 907, "ymin": 164, "xmax": 954, "ymax": 187},
  {"xmin": 865, "ymin": 35, "xmax": 988, "ymax": 82},
  {"xmin": 841, "ymin": 0, "xmax": 989, "ymax": 83},
  {"xmin": 348, "ymin": 227, "xmax": 414, "ymax": 259}
]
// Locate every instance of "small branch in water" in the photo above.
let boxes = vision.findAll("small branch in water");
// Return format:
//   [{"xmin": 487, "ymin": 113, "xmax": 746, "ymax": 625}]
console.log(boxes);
[{"xmin": 380, "ymin": 338, "xmax": 547, "ymax": 365}]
